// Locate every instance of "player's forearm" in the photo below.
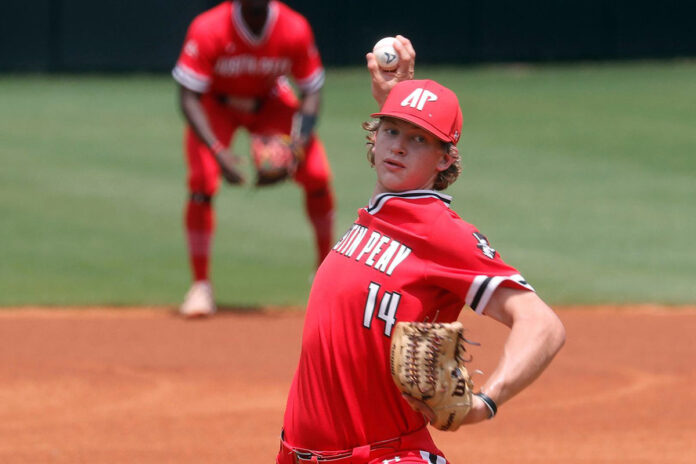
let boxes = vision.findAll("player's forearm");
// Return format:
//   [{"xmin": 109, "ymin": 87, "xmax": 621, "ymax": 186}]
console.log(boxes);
[
  {"xmin": 179, "ymin": 86, "xmax": 221, "ymax": 151},
  {"xmin": 299, "ymin": 90, "xmax": 321, "ymax": 116},
  {"xmin": 481, "ymin": 292, "xmax": 566, "ymax": 407},
  {"xmin": 293, "ymin": 90, "xmax": 321, "ymax": 144}
]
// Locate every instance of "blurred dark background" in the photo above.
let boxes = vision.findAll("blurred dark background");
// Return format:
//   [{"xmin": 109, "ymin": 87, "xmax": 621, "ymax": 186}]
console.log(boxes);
[{"xmin": 2, "ymin": 0, "xmax": 695, "ymax": 72}]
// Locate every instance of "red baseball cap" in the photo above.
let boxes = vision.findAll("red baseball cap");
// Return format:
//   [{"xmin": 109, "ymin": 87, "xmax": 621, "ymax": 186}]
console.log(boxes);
[{"xmin": 371, "ymin": 79, "xmax": 463, "ymax": 145}]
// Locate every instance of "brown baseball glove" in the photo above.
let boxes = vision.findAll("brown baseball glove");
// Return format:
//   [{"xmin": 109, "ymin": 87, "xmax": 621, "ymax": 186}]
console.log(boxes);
[
  {"xmin": 390, "ymin": 321, "xmax": 475, "ymax": 431},
  {"xmin": 250, "ymin": 134, "xmax": 302, "ymax": 186}
]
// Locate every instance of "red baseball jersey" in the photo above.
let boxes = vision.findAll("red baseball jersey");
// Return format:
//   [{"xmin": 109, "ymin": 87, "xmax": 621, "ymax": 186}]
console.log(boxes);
[
  {"xmin": 282, "ymin": 190, "xmax": 534, "ymax": 451},
  {"xmin": 172, "ymin": 0, "xmax": 324, "ymax": 97}
]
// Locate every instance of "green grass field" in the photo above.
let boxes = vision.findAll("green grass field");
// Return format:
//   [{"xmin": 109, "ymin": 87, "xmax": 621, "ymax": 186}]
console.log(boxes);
[{"xmin": 1, "ymin": 61, "xmax": 695, "ymax": 307}]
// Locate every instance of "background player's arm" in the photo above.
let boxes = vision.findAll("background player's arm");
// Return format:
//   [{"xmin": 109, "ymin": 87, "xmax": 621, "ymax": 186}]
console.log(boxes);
[
  {"xmin": 178, "ymin": 85, "xmax": 244, "ymax": 184},
  {"xmin": 293, "ymin": 89, "xmax": 321, "ymax": 148},
  {"xmin": 288, "ymin": 17, "xmax": 325, "ymax": 150},
  {"xmin": 463, "ymin": 287, "xmax": 566, "ymax": 424}
]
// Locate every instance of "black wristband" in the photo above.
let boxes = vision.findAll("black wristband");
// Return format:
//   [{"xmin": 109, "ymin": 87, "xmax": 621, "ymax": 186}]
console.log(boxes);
[
  {"xmin": 303, "ymin": 114, "xmax": 318, "ymax": 138},
  {"xmin": 474, "ymin": 392, "xmax": 497, "ymax": 419},
  {"xmin": 293, "ymin": 113, "xmax": 317, "ymax": 139}
]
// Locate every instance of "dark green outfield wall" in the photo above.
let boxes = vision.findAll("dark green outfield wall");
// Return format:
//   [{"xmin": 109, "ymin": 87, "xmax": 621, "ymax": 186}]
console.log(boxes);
[{"xmin": 2, "ymin": 0, "xmax": 694, "ymax": 72}]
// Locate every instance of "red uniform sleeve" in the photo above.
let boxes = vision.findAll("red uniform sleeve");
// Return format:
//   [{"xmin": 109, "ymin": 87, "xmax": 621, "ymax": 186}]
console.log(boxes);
[
  {"xmin": 172, "ymin": 15, "xmax": 219, "ymax": 93},
  {"xmin": 288, "ymin": 16, "xmax": 325, "ymax": 94},
  {"xmin": 426, "ymin": 210, "xmax": 535, "ymax": 315}
]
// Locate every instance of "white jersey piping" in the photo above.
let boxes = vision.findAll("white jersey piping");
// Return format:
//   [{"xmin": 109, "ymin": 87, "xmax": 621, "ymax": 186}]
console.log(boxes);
[
  {"xmin": 366, "ymin": 190, "xmax": 452, "ymax": 215},
  {"xmin": 465, "ymin": 273, "xmax": 535, "ymax": 314},
  {"xmin": 172, "ymin": 64, "xmax": 210, "ymax": 93}
]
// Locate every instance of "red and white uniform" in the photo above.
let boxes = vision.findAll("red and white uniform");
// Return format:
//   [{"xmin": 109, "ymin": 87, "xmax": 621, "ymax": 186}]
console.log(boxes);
[
  {"xmin": 172, "ymin": 1, "xmax": 334, "ymax": 286},
  {"xmin": 173, "ymin": 0, "xmax": 324, "ymax": 97},
  {"xmin": 280, "ymin": 190, "xmax": 534, "ymax": 462},
  {"xmin": 172, "ymin": 0, "xmax": 330, "ymax": 195}
]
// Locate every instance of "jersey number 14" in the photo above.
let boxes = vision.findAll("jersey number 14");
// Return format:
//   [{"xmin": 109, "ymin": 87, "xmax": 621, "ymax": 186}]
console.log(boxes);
[{"xmin": 363, "ymin": 282, "xmax": 401, "ymax": 337}]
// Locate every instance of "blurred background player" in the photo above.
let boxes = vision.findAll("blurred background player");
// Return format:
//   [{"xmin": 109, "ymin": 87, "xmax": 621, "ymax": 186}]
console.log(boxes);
[
  {"xmin": 276, "ymin": 38, "xmax": 565, "ymax": 463},
  {"xmin": 172, "ymin": 0, "xmax": 335, "ymax": 316}
]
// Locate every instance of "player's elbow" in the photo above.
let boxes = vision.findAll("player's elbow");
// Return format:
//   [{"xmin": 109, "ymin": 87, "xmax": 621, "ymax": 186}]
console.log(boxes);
[
  {"xmin": 179, "ymin": 85, "xmax": 201, "ymax": 106},
  {"xmin": 543, "ymin": 310, "xmax": 566, "ymax": 357},
  {"xmin": 530, "ymin": 296, "xmax": 566, "ymax": 356},
  {"xmin": 523, "ymin": 298, "xmax": 566, "ymax": 358}
]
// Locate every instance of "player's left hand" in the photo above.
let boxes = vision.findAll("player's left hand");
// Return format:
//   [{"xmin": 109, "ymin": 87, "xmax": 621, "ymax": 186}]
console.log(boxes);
[
  {"xmin": 366, "ymin": 35, "xmax": 415, "ymax": 106},
  {"xmin": 290, "ymin": 133, "xmax": 310, "ymax": 155},
  {"xmin": 391, "ymin": 321, "xmax": 478, "ymax": 431},
  {"xmin": 402, "ymin": 392, "xmax": 490, "ymax": 426},
  {"xmin": 463, "ymin": 394, "xmax": 495, "ymax": 424},
  {"xmin": 401, "ymin": 393, "xmax": 436, "ymax": 423},
  {"xmin": 251, "ymin": 134, "xmax": 302, "ymax": 186}
]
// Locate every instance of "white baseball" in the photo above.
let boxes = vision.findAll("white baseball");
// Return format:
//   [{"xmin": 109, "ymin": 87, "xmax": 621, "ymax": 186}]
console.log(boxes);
[{"xmin": 373, "ymin": 37, "xmax": 399, "ymax": 71}]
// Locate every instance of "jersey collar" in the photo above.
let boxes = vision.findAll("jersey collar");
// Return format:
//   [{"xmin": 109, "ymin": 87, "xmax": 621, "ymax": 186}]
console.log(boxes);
[
  {"xmin": 366, "ymin": 190, "xmax": 452, "ymax": 215},
  {"xmin": 232, "ymin": 0, "xmax": 279, "ymax": 47}
]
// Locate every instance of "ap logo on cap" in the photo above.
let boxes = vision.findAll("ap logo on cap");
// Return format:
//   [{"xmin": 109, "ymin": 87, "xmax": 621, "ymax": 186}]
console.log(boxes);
[{"xmin": 401, "ymin": 88, "xmax": 438, "ymax": 111}]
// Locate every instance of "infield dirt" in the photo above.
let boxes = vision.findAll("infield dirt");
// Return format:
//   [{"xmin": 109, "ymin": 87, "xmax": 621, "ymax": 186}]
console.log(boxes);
[{"xmin": 1, "ymin": 306, "xmax": 694, "ymax": 463}]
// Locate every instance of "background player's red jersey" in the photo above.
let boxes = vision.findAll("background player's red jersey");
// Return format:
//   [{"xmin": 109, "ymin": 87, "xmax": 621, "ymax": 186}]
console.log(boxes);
[
  {"xmin": 282, "ymin": 191, "xmax": 534, "ymax": 451},
  {"xmin": 173, "ymin": 0, "xmax": 324, "ymax": 97}
]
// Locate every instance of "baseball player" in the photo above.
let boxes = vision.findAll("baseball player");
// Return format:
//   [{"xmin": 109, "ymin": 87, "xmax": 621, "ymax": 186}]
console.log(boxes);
[
  {"xmin": 276, "ymin": 40, "xmax": 566, "ymax": 463},
  {"xmin": 173, "ymin": 0, "xmax": 334, "ymax": 316}
]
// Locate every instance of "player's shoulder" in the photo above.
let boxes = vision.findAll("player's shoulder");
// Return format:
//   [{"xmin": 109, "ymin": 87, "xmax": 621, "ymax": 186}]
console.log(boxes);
[
  {"xmin": 433, "ymin": 207, "xmax": 504, "ymax": 261},
  {"xmin": 275, "ymin": 1, "xmax": 310, "ymax": 22},
  {"xmin": 189, "ymin": 1, "xmax": 231, "ymax": 33},
  {"xmin": 274, "ymin": 1, "xmax": 313, "ymax": 35},
  {"xmin": 433, "ymin": 204, "xmax": 479, "ymax": 237}
]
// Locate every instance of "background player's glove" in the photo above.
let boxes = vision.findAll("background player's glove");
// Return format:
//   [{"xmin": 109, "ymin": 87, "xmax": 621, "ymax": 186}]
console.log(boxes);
[
  {"xmin": 250, "ymin": 134, "xmax": 303, "ymax": 186},
  {"xmin": 390, "ymin": 321, "xmax": 474, "ymax": 431}
]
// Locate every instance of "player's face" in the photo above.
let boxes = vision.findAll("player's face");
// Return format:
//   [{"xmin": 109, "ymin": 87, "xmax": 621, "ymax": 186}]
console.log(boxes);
[{"xmin": 372, "ymin": 117, "xmax": 454, "ymax": 195}]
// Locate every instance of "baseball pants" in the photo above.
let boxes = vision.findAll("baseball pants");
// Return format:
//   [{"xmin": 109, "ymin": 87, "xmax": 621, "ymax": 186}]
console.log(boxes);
[{"xmin": 276, "ymin": 427, "xmax": 449, "ymax": 464}]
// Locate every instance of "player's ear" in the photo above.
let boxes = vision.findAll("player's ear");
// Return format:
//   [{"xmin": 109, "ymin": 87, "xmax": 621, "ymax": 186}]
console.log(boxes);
[{"xmin": 435, "ymin": 145, "xmax": 457, "ymax": 172}]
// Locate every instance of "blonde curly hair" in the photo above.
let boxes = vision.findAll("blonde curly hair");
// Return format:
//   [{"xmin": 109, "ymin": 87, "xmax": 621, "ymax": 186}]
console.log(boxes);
[{"xmin": 362, "ymin": 119, "xmax": 462, "ymax": 191}]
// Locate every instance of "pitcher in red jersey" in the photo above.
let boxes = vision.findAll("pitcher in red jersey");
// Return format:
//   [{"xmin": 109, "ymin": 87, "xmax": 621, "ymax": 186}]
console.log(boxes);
[
  {"xmin": 173, "ymin": 0, "xmax": 334, "ymax": 317},
  {"xmin": 277, "ymin": 38, "xmax": 566, "ymax": 464}
]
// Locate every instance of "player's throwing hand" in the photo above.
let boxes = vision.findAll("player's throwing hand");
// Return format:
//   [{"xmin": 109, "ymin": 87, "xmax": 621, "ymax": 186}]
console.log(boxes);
[{"xmin": 366, "ymin": 35, "xmax": 416, "ymax": 106}]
